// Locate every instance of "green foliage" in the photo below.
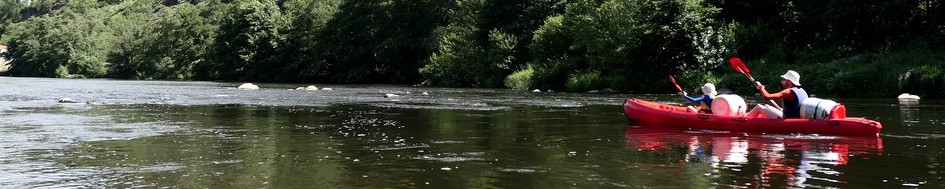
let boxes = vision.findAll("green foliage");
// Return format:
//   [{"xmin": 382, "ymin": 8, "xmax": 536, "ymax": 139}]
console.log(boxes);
[
  {"xmin": 0, "ymin": 0, "xmax": 26, "ymax": 38},
  {"xmin": 5, "ymin": 17, "xmax": 71, "ymax": 77},
  {"xmin": 107, "ymin": 1, "xmax": 218, "ymax": 80},
  {"xmin": 526, "ymin": 15, "xmax": 573, "ymax": 90},
  {"xmin": 504, "ymin": 66, "xmax": 534, "ymax": 90},
  {"xmin": 419, "ymin": 0, "xmax": 487, "ymax": 87},
  {"xmin": 420, "ymin": 23, "xmax": 484, "ymax": 87},
  {"xmin": 205, "ymin": 0, "xmax": 286, "ymax": 81},
  {"xmin": 7, "ymin": 0, "xmax": 138, "ymax": 78},
  {"xmin": 1, "ymin": 0, "xmax": 945, "ymax": 98},
  {"xmin": 422, "ymin": 28, "xmax": 522, "ymax": 87},
  {"xmin": 717, "ymin": 50, "xmax": 945, "ymax": 98},
  {"xmin": 523, "ymin": 0, "xmax": 733, "ymax": 92},
  {"xmin": 564, "ymin": 71, "xmax": 628, "ymax": 92},
  {"xmin": 320, "ymin": 0, "xmax": 450, "ymax": 84},
  {"xmin": 565, "ymin": 72, "xmax": 603, "ymax": 92},
  {"xmin": 275, "ymin": 0, "xmax": 340, "ymax": 81},
  {"xmin": 421, "ymin": 0, "xmax": 564, "ymax": 87}
]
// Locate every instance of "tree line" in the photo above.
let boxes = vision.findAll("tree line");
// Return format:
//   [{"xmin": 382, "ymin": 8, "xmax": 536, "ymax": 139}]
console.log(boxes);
[{"xmin": 1, "ymin": 0, "xmax": 944, "ymax": 97}]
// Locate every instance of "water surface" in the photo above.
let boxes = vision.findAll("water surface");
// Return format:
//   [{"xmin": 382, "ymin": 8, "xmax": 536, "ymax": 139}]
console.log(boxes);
[{"xmin": 0, "ymin": 77, "xmax": 942, "ymax": 188}]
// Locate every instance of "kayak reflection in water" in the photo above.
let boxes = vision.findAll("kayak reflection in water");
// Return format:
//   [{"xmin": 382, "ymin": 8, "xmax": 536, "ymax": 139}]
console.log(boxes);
[{"xmin": 624, "ymin": 126, "xmax": 883, "ymax": 187}]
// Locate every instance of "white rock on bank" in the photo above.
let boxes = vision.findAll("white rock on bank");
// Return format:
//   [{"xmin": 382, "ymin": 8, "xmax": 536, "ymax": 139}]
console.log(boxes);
[
  {"xmin": 237, "ymin": 83, "xmax": 259, "ymax": 90},
  {"xmin": 304, "ymin": 85, "xmax": 319, "ymax": 91}
]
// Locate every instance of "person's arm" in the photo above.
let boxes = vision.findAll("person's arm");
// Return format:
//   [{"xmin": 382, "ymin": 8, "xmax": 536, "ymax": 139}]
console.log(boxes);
[
  {"xmin": 760, "ymin": 88, "xmax": 793, "ymax": 100},
  {"xmin": 682, "ymin": 94, "xmax": 706, "ymax": 104}
]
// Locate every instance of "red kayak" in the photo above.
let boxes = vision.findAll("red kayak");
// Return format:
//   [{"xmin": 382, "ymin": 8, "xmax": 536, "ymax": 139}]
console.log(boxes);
[{"xmin": 623, "ymin": 98, "xmax": 882, "ymax": 136}]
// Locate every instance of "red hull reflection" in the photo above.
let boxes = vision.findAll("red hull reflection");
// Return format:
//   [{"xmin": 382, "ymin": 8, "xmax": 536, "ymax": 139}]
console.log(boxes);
[{"xmin": 625, "ymin": 125, "xmax": 883, "ymax": 187}]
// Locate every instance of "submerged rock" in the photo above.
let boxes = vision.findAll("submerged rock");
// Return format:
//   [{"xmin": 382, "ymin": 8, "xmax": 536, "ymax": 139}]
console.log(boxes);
[
  {"xmin": 237, "ymin": 83, "xmax": 259, "ymax": 90},
  {"xmin": 321, "ymin": 88, "xmax": 333, "ymax": 91},
  {"xmin": 384, "ymin": 93, "xmax": 400, "ymax": 98},
  {"xmin": 58, "ymin": 98, "xmax": 80, "ymax": 103},
  {"xmin": 601, "ymin": 88, "xmax": 616, "ymax": 93}
]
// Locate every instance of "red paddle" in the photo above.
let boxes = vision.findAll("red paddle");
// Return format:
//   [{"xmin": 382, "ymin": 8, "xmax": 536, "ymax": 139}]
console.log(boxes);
[
  {"xmin": 669, "ymin": 75, "xmax": 683, "ymax": 93},
  {"xmin": 728, "ymin": 57, "xmax": 756, "ymax": 81},
  {"xmin": 728, "ymin": 57, "xmax": 781, "ymax": 109}
]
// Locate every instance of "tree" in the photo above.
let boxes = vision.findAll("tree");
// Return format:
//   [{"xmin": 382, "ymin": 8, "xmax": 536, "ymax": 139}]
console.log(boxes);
[
  {"xmin": 205, "ymin": 0, "xmax": 286, "ymax": 81},
  {"xmin": 525, "ymin": 0, "xmax": 733, "ymax": 92},
  {"xmin": 420, "ymin": 0, "xmax": 564, "ymax": 87}
]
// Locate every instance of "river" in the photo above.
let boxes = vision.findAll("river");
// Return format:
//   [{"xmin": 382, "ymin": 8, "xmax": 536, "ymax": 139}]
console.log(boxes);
[{"xmin": 0, "ymin": 77, "xmax": 942, "ymax": 188}]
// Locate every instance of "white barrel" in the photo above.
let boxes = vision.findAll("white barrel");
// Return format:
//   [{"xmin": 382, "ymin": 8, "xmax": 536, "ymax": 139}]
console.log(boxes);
[
  {"xmin": 800, "ymin": 98, "xmax": 839, "ymax": 119},
  {"xmin": 711, "ymin": 95, "xmax": 747, "ymax": 117}
]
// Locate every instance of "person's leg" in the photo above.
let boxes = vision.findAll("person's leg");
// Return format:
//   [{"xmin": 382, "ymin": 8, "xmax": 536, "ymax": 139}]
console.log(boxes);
[
  {"xmin": 761, "ymin": 105, "xmax": 783, "ymax": 118},
  {"xmin": 746, "ymin": 104, "xmax": 766, "ymax": 118},
  {"xmin": 686, "ymin": 106, "xmax": 699, "ymax": 113},
  {"xmin": 687, "ymin": 106, "xmax": 698, "ymax": 113}
]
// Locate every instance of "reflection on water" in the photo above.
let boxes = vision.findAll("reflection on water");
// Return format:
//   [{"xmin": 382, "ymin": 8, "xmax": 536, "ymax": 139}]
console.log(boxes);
[
  {"xmin": 899, "ymin": 100, "xmax": 921, "ymax": 127},
  {"xmin": 625, "ymin": 126, "xmax": 884, "ymax": 188}
]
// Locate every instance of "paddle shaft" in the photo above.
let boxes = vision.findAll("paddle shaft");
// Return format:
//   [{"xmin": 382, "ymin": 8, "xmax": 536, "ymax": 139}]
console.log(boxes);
[
  {"xmin": 669, "ymin": 75, "xmax": 684, "ymax": 93},
  {"xmin": 728, "ymin": 57, "xmax": 781, "ymax": 109}
]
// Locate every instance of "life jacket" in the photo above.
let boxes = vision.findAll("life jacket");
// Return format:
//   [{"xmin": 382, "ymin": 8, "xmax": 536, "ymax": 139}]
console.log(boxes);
[
  {"xmin": 782, "ymin": 87, "xmax": 808, "ymax": 118},
  {"xmin": 697, "ymin": 95, "xmax": 713, "ymax": 113}
]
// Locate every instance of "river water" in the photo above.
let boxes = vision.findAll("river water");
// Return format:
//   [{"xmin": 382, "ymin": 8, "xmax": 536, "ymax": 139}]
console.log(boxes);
[{"xmin": 0, "ymin": 77, "xmax": 941, "ymax": 188}]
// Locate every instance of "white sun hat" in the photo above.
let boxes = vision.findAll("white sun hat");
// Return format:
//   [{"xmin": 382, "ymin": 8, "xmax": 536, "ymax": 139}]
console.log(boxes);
[
  {"xmin": 701, "ymin": 83, "xmax": 718, "ymax": 96},
  {"xmin": 781, "ymin": 70, "xmax": 801, "ymax": 86}
]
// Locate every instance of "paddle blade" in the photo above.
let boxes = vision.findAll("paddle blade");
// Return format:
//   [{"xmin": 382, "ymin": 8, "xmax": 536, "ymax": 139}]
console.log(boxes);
[
  {"xmin": 728, "ymin": 57, "xmax": 747, "ymax": 74},
  {"xmin": 669, "ymin": 75, "xmax": 683, "ymax": 92},
  {"xmin": 728, "ymin": 56, "xmax": 756, "ymax": 81}
]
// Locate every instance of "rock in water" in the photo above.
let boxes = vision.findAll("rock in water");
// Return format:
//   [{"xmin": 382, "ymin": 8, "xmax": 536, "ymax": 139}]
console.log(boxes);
[
  {"xmin": 384, "ymin": 93, "xmax": 400, "ymax": 98},
  {"xmin": 237, "ymin": 83, "xmax": 259, "ymax": 90},
  {"xmin": 304, "ymin": 85, "xmax": 319, "ymax": 91},
  {"xmin": 58, "ymin": 98, "xmax": 79, "ymax": 103},
  {"xmin": 898, "ymin": 93, "xmax": 920, "ymax": 101}
]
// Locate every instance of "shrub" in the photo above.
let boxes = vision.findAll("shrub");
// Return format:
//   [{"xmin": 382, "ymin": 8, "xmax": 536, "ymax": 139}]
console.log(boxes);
[{"xmin": 505, "ymin": 66, "xmax": 534, "ymax": 90}]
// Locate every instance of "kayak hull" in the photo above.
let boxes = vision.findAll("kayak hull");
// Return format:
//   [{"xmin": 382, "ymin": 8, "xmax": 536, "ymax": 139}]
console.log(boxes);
[{"xmin": 623, "ymin": 98, "xmax": 882, "ymax": 136}]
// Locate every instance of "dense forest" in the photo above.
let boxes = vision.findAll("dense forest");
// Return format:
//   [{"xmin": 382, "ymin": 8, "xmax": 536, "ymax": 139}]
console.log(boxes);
[{"xmin": 1, "ymin": 0, "xmax": 944, "ymax": 97}]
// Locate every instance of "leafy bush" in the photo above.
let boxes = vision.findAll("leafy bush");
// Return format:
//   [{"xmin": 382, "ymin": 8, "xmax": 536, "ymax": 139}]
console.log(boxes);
[{"xmin": 504, "ymin": 66, "xmax": 534, "ymax": 90}]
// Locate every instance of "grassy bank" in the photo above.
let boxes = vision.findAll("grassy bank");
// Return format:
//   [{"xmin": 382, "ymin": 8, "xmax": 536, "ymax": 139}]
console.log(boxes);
[{"xmin": 716, "ymin": 50, "xmax": 945, "ymax": 99}]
